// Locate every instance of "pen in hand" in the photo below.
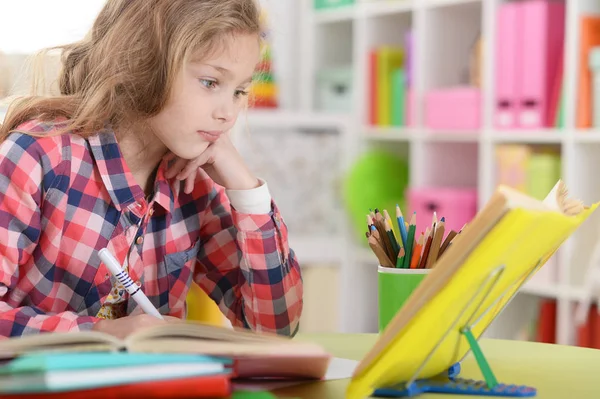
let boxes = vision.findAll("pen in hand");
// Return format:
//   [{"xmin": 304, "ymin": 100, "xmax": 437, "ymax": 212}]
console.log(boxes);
[{"xmin": 98, "ymin": 248, "xmax": 164, "ymax": 320}]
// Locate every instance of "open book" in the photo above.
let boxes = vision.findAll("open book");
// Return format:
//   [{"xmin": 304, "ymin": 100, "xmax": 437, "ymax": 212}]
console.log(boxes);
[
  {"xmin": 0, "ymin": 321, "xmax": 331, "ymax": 380},
  {"xmin": 346, "ymin": 180, "xmax": 598, "ymax": 399}
]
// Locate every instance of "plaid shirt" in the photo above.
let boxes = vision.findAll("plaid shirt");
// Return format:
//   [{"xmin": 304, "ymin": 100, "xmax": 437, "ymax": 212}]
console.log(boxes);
[{"xmin": 0, "ymin": 120, "xmax": 303, "ymax": 338}]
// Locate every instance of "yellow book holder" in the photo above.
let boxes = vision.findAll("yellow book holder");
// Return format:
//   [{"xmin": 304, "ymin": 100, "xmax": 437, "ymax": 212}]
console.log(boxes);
[
  {"xmin": 371, "ymin": 262, "xmax": 541, "ymax": 398},
  {"xmin": 346, "ymin": 189, "xmax": 599, "ymax": 399}
]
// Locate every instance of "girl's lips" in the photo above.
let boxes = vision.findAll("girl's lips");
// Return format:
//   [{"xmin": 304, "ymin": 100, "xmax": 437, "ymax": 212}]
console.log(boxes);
[{"xmin": 197, "ymin": 130, "xmax": 222, "ymax": 142}]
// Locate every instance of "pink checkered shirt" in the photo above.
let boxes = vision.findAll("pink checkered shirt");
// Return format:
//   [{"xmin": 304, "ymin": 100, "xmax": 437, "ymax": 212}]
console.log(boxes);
[{"xmin": 0, "ymin": 120, "xmax": 303, "ymax": 338}]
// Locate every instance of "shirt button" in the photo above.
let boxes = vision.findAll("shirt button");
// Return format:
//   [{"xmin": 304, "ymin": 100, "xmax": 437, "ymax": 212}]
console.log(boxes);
[
  {"xmin": 149, "ymin": 209, "xmax": 154, "ymax": 216},
  {"xmin": 136, "ymin": 236, "xmax": 144, "ymax": 245}
]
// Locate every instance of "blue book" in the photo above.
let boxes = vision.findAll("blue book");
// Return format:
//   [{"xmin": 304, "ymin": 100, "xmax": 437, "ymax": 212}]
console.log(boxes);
[
  {"xmin": 0, "ymin": 352, "xmax": 231, "ymax": 374},
  {"xmin": 0, "ymin": 352, "xmax": 231, "ymax": 393}
]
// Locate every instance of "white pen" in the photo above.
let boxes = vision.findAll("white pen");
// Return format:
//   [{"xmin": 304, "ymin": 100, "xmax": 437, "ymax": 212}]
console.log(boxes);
[{"xmin": 98, "ymin": 248, "xmax": 164, "ymax": 320}]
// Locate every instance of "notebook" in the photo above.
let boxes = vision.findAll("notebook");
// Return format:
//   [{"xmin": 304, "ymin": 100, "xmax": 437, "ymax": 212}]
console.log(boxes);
[
  {"xmin": 0, "ymin": 321, "xmax": 331, "ymax": 380},
  {"xmin": 0, "ymin": 360, "xmax": 225, "ymax": 393},
  {"xmin": 346, "ymin": 180, "xmax": 598, "ymax": 399}
]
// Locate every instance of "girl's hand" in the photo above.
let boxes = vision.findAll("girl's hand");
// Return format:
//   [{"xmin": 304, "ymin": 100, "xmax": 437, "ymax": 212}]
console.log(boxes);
[
  {"xmin": 92, "ymin": 314, "xmax": 183, "ymax": 340},
  {"xmin": 164, "ymin": 134, "xmax": 259, "ymax": 194}
]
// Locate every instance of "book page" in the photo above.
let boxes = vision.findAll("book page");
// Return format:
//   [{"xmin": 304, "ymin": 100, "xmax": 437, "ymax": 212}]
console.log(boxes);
[
  {"xmin": 124, "ymin": 322, "xmax": 330, "ymax": 360},
  {"xmin": 127, "ymin": 338, "xmax": 327, "ymax": 357},
  {"xmin": 0, "ymin": 331, "xmax": 122, "ymax": 359},
  {"xmin": 125, "ymin": 321, "xmax": 291, "ymax": 345}
]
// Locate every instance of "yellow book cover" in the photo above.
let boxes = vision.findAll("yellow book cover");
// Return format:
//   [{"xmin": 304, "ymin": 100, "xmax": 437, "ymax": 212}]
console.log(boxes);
[
  {"xmin": 346, "ymin": 180, "xmax": 598, "ymax": 399},
  {"xmin": 376, "ymin": 47, "xmax": 404, "ymax": 126}
]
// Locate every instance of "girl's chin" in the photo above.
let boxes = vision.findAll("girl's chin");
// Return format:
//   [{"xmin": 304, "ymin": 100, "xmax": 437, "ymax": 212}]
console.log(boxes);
[{"xmin": 169, "ymin": 143, "xmax": 210, "ymax": 160}]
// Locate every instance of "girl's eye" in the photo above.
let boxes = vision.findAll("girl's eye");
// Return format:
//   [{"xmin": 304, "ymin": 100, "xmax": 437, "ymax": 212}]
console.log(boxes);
[
  {"xmin": 199, "ymin": 79, "xmax": 217, "ymax": 89},
  {"xmin": 235, "ymin": 90, "xmax": 249, "ymax": 98}
]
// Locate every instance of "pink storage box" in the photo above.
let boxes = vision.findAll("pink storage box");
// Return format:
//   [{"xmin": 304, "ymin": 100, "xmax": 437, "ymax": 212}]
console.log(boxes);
[
  {"xmin": 407, "ymin": 187, "xmax": 478, "ymax": 235},
  {"xmin": 424, "ymin": 87, "xmax": 481, "ymax": 130}
]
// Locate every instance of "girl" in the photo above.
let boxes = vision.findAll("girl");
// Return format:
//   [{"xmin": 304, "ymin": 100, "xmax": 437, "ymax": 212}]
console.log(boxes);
[{"xmin": 0, "ymin": 0, "xmax": 302, "ymax": 339}]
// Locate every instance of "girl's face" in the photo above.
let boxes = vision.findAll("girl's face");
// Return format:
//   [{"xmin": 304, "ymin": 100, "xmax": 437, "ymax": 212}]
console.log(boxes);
[{"xmin": 149, "ymin": 33, "xmax": 260, "ymax": 159}]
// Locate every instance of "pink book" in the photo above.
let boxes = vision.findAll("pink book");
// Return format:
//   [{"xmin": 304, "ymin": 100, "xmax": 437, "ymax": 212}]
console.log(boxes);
[
  {"xmin": 495, "ymin": 2, "xmax": 521, "ymax": 129},
  {"xmin": 518, "ymin": 0, "xmax": 565, "ymax": 128}
]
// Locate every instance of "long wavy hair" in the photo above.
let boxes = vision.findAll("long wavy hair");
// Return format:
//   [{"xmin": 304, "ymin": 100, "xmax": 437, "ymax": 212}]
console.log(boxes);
[{"xmin": 0, "ymin": 0, "xmax": 262, "ymax": 140}]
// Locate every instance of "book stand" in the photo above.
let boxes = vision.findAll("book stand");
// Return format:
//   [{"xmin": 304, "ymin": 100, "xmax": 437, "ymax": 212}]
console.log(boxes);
[{"xmin": 373, "ymin": 262, "xmax": 542, "ymax": 398}]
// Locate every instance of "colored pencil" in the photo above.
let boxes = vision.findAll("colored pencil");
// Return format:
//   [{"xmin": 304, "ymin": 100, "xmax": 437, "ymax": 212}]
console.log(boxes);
[
  {"xmin": 418, "ymin": 228, "xmax": 434, "ymax": 269},
  {"xmin": 369, "ymin": 234, "xmax": 394, "ymax": 267},
  {"xmin": 395, "ymin": 204, "xmax": 408, "ymax": 250},
  {"xmin": 425, "ymin": 217, "xmax": 445, "ymax": 268},
  {"xmin": 383, "ymin": 209, "xmax": 398, "ymax": 242},
  {"xmin": 396, "ymin": 247, "xmax": 405, "ymax": 268},
  {"xmin": 385, "ymin": 219, "xmax": 400, "ymax": 255},
  {"xmin": 410, "ymin": 233, "xmax": 424, "ymax": 269},
  {"xmin": 374, "ymin": 211, "xmax": 395, "ymax": 260},
  {"xmin": 438, "ymin": 230, "xmax": 458, "ymax": 258},
  {"xmin": 402, "ymin": 212, "xmax": 417, "ymax": 269}
]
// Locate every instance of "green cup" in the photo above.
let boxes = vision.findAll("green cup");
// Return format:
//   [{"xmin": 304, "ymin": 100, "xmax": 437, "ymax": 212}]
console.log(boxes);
[{"xmin": 378, "ymin": 266, "xmax": 431, "ymax": 332}]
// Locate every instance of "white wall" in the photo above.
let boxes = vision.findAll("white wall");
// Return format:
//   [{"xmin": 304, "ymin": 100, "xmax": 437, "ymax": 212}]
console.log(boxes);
[
  {"xmin": 0, "ymin": 0, "xmax": 300, "ymax": 108},
  {"xmin": 0, "ymin": 1, "xmax": 105, "ymax": 54}
]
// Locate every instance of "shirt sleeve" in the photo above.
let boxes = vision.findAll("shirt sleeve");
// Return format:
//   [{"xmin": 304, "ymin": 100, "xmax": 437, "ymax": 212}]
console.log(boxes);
[
  {"xmin": 195, "ymin": 179, "xmax": 303, "ymax": 337},
  {"xmin": 225, "ymin": 178, "xmax": 272, "ymax": 214},
  {"xmin": 0, "ymin": 133, "xmax": 98, "ymax": 338}
]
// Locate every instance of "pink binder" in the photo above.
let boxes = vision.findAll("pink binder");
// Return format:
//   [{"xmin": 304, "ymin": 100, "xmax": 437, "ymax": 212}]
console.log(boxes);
[
  {"xmin": 495, "ymin": 2, "xmax": 521, "ymax": 129},
  {"xmin": 518, "ymin": 0, "xmax": 565, "ymax": 128}
]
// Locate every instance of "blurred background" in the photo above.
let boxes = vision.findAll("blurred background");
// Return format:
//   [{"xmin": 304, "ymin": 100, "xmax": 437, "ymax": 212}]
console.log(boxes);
[{"xmin": 3, "ymin": 0, "xmax": 600, "ymax": 349}]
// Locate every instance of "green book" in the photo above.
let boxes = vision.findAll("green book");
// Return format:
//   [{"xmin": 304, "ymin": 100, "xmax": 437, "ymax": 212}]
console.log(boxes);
[
  {"xmin": 376, "ymin": 47, "xmax": 404, "ymax": 126},
  {"xmin": 391, "ymin": 68, "xmax": 406, "ymax": 126},
  {"xmin": 555, "ymin": 85, "xmax": 565, "ymax": 129},
  {"xmin": 526, "ymin": 152, "xmax": 561, "ymax": 200}
]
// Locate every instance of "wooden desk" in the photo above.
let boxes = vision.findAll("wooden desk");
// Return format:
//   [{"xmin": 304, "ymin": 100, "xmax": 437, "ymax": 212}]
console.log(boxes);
[{"xmin": 271, "ymin": 333, "xmax": 600, "ymax": 398}]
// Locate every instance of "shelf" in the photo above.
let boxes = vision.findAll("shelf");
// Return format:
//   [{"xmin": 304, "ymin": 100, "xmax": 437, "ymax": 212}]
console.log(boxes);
[
  {"xmin": 313, "ymin": 6, "xmax": 355, "ymax": 24},
  {"xmin": 289, "ymin": 235, "xmax": 344, "ymax": 265},
  {"xmin": 311, "ymin": 0, "xmax": 480, "ymax": 22},
  {"xmin": 520, "ymin": 281, "xmax": 564, "ymax": 299},
  {"xmin": 304, "ymin": 0, "xmax": 600, "ymax": 338},
  {"xmin": 362, "ymin": 0, "xmax": 413, "ymax": 17},
  {"xmin": 424, "ymin": 0, "xmax": 481, "ymax": 8},
  {"xmin": 356, "ymin": 247, "xmax": 376, "ymax": 265},
  {"xmin": 363, "ymin": 127, "xmax": 480, "ymax": 142},
  {"xmin": 239, "ymin": 109, "xmax": 350, "ymax": 129},
  {"xmin": 418, "ymin": 130, "xmax": 480, "ymax": 142},
  {"xmin": 363, "ymin": 126, "xmax": 415, "ymax": 141},
  {"xmin": 490, "ymin": 130, "xmax": 566, "ymax": 144},
  {"xmin": 574, "ymin": 130, "xmax": 600, "ymax": 143}
]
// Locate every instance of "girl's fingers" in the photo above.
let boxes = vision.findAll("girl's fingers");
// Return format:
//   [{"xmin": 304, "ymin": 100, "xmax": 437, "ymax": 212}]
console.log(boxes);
[
  {"xmin": 163, "ymin": 152, "xmax": 176, "ymax": 162},
  {"xmin": 176, "ymin": 159, "xmax": 201, "ymax": 181},
  {"xmin": 165, "ymin": 157, "xmax": 188, "ymax": 179},
  {"xmin": 184, "ymin": 174, "xmax": 196, "ymax": 194},
  {"xmin": 176, "ymin": 148, "xmax": 213, "ymax": 181}
]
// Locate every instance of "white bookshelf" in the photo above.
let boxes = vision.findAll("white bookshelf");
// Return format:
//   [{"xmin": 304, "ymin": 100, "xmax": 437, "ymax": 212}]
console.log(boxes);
[{"xmin": 299, "ymin": 0, "xmax": 600, "ymax": 344}]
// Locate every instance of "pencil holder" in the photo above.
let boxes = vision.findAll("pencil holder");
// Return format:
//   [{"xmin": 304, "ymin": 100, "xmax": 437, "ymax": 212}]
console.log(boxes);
[{"xmin": 378, "ymin": 266, "xmax": 430, "ymax": 332}]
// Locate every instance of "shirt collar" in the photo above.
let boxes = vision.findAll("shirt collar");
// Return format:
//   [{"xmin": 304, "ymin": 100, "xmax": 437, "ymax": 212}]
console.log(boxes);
[
  {"xmin": 87, "ymin": 127, "xmax": 175, "ymax": 213},
  {"xmin": 153, "ymin": 161, "xmax": 177, "ymax": 214}
]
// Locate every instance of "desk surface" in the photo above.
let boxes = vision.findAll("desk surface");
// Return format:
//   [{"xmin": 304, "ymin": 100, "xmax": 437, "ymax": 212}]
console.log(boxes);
[{"xmin": 271, "ymin": 333, "xmax": 600, "ymax": 399}]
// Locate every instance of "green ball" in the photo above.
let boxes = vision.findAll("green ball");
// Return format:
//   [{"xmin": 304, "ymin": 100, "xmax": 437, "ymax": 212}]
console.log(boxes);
[{"xmin": 343, "ymin": 150, "xmax": 410, "ymax": 244}]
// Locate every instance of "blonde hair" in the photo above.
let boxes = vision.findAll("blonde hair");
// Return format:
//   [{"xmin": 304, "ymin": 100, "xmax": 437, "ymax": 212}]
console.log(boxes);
[{"xmin": 0, "ymin": 0, "xmax": 262, "ymax": 140}]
